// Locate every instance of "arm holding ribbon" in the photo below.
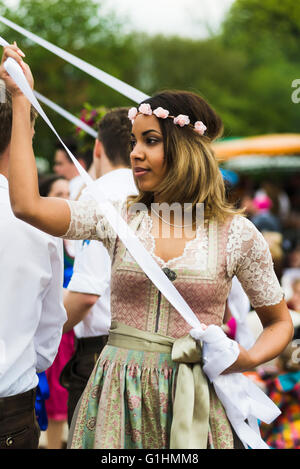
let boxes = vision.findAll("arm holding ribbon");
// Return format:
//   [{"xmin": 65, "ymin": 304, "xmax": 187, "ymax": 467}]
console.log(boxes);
[
  {"xmin": 222, "ymin": 215, "xmax": 293, "ymax": 374},
  {"xmin": 223, "ymin": 300, "xmax": 293, "ymax": 375},
  {"xmin": 0, "ymin": 44, "xmax": 71, "ymax": 237}
]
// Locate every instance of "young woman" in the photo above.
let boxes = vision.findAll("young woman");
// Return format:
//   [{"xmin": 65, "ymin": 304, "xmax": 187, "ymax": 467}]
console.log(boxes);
[{"xmin": 0, "ymin": 45, "xmax": 293, "ymax": 449}]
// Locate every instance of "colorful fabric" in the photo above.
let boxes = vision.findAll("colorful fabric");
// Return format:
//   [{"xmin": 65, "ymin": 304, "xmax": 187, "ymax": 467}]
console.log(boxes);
[
  {"xmin": 260, "ymin": 371, "xmax": 300, "ymax": 449},
  {"xmin": 63, "ymin": 240, "xmax": 75, "ymax": 288},
  {"xmin": 35, "ymin": 372, "xmax": 50, "ymax": 431},
  {"xmin": 107, "ymin": 322, "xmax": 210, "ymax": 449},
  {"xmin": 70, "ymin": 344, "xmax": 234, "ymax": 449}
]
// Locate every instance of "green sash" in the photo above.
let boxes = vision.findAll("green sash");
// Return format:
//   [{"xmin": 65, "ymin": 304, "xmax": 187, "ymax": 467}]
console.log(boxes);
[{"xmin": 108, "ymin": 321, "xmax": 210, "ymax": 449}]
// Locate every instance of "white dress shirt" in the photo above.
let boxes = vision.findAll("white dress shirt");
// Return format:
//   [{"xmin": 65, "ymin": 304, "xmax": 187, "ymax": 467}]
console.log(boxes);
[
  {"xmin": 69, "ymin": 175, "xmax": 85, "ymax": 200},
  {"xmin": 0, "ymin": 174, "xmax": 67, "ymax": 397},
  {"xmin": 67, "ymin": 168, "xmax": 137, "ymax": 338}
]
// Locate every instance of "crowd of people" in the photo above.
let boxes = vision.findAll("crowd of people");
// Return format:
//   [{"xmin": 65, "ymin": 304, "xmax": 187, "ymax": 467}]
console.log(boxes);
[
  {"xmin": 224, "ymin": 177, "xmax": 300, "ymax": 449},
  {"xmin": 0, "ymin": 42, "xmax": 299, "ymax": 450}
]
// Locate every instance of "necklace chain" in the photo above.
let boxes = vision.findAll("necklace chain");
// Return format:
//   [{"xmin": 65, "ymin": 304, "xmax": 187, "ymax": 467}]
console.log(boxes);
[{"xmin": 151, "ymin": 207, "xmax": 194, "ymax": 228}]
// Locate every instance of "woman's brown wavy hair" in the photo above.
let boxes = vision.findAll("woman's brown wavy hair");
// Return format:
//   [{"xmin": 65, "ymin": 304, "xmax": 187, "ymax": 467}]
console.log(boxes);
[{"xmin": 128, "ymin": 90, "xmax": 243, "ymax": 222}]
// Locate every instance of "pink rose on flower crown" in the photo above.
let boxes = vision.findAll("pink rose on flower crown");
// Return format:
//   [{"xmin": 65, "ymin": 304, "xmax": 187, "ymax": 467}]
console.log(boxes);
[
  {"xmin": 128, "ymin": 107, "xmax": 138, "ymax": 122},
  {"xmin": 138, "ymin": 103, "xmax": 153, "ymax": 116},
  {"xmin": 173, "ymin": 114, "xmax": 190, "ymax": 127},
  {"xmin": 153, "ymin": 107, "xmax": 169, "ymax": 119},
  {"xmin": 194, "ymin": 121, "xmax": 207, "ymax": 135}
]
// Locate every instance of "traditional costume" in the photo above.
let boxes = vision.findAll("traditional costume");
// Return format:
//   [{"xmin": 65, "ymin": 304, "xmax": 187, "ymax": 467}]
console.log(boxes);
[{"xmin": 62, "ymin": 199, "xmax": 283, "ymax": 449}]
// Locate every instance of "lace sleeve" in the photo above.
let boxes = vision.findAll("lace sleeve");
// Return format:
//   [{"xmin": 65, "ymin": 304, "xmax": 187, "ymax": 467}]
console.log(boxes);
[
  {"xmin": 62, "ymin": 199, "xmax": 122, "ymax": 257},
  {"xmin": 226, "ymin": 215, "xmax": 284, "ymax": 308}
]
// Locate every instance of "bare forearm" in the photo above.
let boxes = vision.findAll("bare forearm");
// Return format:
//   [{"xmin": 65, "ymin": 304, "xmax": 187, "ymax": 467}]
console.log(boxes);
[
  {"xmin": 248, "ymin": 319, "xmax": 293, "ymax": 367},
  {"xmin": 10, "ymin": 95, "xmax": 40, "ymax": 216},
  {"xmin": 9, "ymin": 95, "xmax": 70, "ymax": 236},
  {"xmin": 63, "ymin": 291, "xmax": 99, "ymax": 333},
  {"xmin": 223, "ymin": 300, "xmax": 294, "ymax": 374}
]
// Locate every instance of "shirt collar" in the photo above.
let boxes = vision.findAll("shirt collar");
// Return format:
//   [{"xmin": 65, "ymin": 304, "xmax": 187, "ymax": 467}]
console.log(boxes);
[
  {"xmin": 0, "ymin": 174, "xmax": 8, "ymax": 189},
  {"xmin": 98, "ymin": 168, "xmax": 132, "ymax": 184}
]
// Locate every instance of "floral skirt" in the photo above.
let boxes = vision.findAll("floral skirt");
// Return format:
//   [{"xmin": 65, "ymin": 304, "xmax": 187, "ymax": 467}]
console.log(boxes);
[{"xmin": 70, "ymin": 345, "xmax": 235, "ymax": 449}]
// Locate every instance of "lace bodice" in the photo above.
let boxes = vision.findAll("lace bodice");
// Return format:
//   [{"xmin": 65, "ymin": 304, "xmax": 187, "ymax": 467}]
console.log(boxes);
[
  {"xmin": 123, "ymin": 211, "xmax": 210, "ymax": 270},
  {"xmin": 63, "ymin": 199, "xmax": 284, "ymax": 338}
]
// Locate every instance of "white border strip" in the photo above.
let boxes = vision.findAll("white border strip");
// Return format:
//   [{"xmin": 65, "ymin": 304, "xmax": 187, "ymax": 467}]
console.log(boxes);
[{"xmin": 0, "ymin": 16, "xmax": 150, "ymax": 103}]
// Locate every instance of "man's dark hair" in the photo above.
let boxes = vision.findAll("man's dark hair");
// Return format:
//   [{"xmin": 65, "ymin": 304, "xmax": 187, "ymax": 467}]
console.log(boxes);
[
  {"xmin": 55, "ymin": 137, "xmax": 93, "ymax": 170},
  {"xmin": 98, "ymin": 107, "xmax": 131, "ymax": 167},
  {"xmin": 0, "ymin": 85, "xmax": 38, "ymax": 155},
  {"xmin": 55, "ymin": 137, "xmax": 78, "ymax": 157}
]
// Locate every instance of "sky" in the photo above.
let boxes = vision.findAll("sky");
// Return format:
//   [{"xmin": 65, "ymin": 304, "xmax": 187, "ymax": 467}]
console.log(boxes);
[
  {"xmin": 4, "ymin": 0, "xmax": 236, "ymax": 39},
  {"xmin": 101, "ymin": 0, "xmax": 236, "ymax": 38}
]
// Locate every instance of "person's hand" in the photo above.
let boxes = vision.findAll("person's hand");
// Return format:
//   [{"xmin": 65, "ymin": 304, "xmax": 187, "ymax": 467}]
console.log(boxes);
[{"xmin": 0, "ymin": 42, "xmax": 34, "ymax": 96}]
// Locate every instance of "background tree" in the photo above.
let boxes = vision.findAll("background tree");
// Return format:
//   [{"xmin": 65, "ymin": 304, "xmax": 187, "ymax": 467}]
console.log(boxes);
[
  {"xmin": 0, "ymin": 0, "xmax": 299, "ymax": 165},
  {"xmin": 220, "ymin": 0, "xmax": 300, "ymax": 135},
  {"xmin": 0, "ymin": 0, "xmax": 140, "ymax": 163}
]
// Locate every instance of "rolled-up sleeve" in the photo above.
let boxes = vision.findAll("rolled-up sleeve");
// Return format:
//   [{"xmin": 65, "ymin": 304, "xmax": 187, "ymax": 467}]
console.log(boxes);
[{"xmin": 67, "ymin": 238, "xmax": 111, "ymax": 296}]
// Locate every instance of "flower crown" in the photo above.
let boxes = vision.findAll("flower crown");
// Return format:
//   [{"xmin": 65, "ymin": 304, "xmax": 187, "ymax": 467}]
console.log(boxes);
[{"xmin": 128, "ymin": 104, "xmax": 207, "ymax": 135}]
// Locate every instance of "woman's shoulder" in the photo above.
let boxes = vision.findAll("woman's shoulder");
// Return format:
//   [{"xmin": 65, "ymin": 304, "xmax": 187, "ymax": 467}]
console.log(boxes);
[{"xmin": 227, "ymin": 213, "xmax": 258, "ymax": 235}]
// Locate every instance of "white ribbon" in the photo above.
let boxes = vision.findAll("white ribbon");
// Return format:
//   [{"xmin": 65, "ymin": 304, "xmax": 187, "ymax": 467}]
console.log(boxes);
[
  {"xmin": 190, "ymin": 326, "xmax": 280, "ymax": 449},
  {"xmin": 2, "ymin": 48, "xmax": 281, "ymax": 450},
  {"xmin": 34, "ymin": 91, "xmax": 98, "ymax": 139},
  {"xmin": 0, "ymin": 16, "xmax": 150, "ymax": 103},
  {"xmin": 0, "ymin": 36, "xmax": 98, "ymax": 138}
]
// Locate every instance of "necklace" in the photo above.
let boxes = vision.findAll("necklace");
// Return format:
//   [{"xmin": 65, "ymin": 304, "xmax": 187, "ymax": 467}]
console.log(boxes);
[{"xmin": 151, "ymin": 207, "xmax": 195, "ymax": 228}]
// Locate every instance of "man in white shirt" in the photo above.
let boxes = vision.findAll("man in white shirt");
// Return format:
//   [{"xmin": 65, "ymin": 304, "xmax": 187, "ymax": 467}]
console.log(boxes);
[
  {"xmin": 60, "ymin": 108, "xmax": 137, "ymax": 426},
  {"xmin": 0, "ymin": 87, "xmax": 67, "ymax": 448},
  {"xmin": 53, "ymin": 138, "xmax": 93, "ymax": 200}
]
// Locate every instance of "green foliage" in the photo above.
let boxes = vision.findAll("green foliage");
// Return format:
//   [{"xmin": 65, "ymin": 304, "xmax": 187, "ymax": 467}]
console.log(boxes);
[
  {"xmin": 220, "ymin": 0, "xmax": 300, "ymax": 135},
  {"xmin": 222, "ymin": 0, "xmax": 300, "ymax": 65},
  {"xmin": 0, "ymin": 0, "xmax": 139, "ymax": 163},
  {"xmin": 75, "ymin": 102, "xmax": 107, "ymax": 155},
  {"xmin": 0, "ymin": 0, "xmax": 299, "ymax": 165}
]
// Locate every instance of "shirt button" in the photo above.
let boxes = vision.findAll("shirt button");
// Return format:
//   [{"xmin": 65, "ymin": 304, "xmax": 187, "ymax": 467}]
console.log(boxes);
[{"xmin": 6, "ymin": 437, "xmax": 13, "ymax": 447}]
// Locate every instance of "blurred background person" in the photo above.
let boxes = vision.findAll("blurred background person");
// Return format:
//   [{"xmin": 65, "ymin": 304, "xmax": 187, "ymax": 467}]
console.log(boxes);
[
  {"xmin": 250, "ymin": 194, "xmax": 282, "ymax": 234},
  {"xmin": 53, "ymin": 138, "xmax": 93, "ymax": 200},
  {"xmin": 281, "ymin": 243, "xmax": 300, "ymax": 306},
  {"xmin": 259, "ymin": 326, "xmax": 300, "ymax": 449},
  {"xmin": 287, "ymin": 279, "xmax": 300, "ymax": 314},
  {"xmin": 255, "ymin": 181, "xmax": 291, "ymax": 227}
]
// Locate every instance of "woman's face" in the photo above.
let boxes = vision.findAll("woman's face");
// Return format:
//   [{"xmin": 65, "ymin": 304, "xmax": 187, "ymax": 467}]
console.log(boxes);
[
  {"xmin": 130, "ymin": 114, "xmax": 166, "ymax": 196},
  {"xmin": 48, "ymin": 179, "xmax": 70, "ymax": 199}
]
